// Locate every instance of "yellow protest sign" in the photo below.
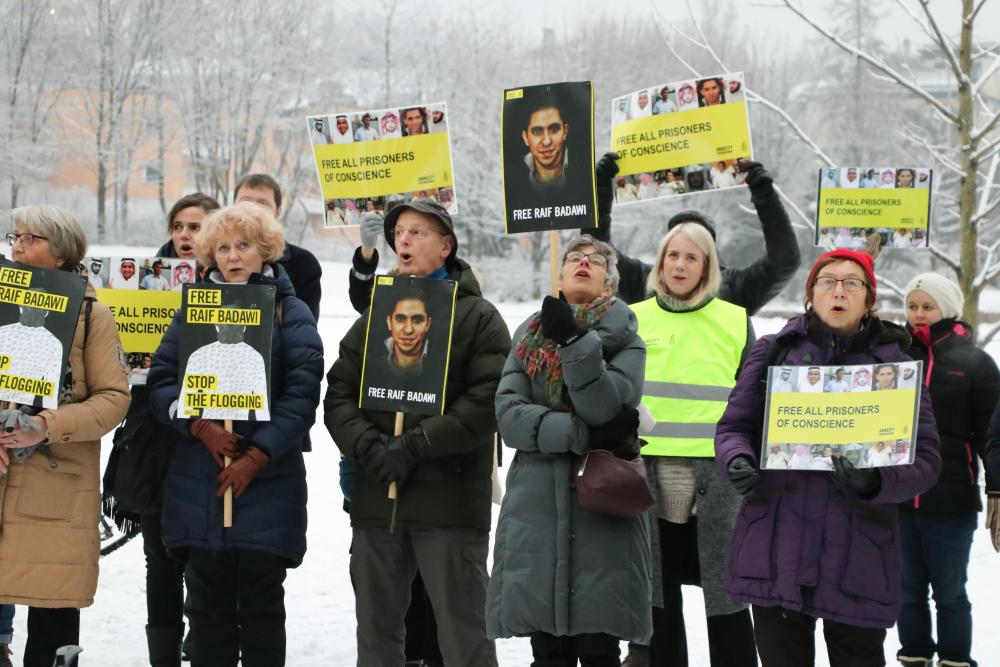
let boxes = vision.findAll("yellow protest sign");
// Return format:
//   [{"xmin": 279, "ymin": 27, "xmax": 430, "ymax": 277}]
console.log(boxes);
[
  {"xmin": 814, "ymin": 167, "xmax": 933, "ymax": 249},
  {"xmin": 307, "ymin": 104, "xmax": 457, "ymax": 228},
  {"xmin": 609, "ymin": 73, "xmax": 753, "ymax": 204},
  {"xmin": 761, "ymin": 362, "xmax": 922, "ymax": 471}
]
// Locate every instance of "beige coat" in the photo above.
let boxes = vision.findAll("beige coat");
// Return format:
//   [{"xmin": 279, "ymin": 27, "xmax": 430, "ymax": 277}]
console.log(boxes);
[{"xmin": 0, "ymin": 286, "xmax": 130, "ymax": 608}]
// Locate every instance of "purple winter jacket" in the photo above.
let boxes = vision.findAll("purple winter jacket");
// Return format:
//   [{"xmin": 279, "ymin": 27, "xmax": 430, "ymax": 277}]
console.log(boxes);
[{"xmin": 714, "ymin": 314, "xmax": 941, "ymax": 629}]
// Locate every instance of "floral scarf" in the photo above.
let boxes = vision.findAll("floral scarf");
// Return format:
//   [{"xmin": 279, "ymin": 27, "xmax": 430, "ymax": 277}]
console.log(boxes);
[{"xmin": 514, "ymin": 295, "xmax": 614, "ymax": 411}]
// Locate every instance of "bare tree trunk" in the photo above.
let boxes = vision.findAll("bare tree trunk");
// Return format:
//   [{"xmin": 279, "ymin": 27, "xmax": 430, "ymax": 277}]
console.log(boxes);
[{"xmin": 957, "ymin": 0, "xmax": 977, "ymax": 328}]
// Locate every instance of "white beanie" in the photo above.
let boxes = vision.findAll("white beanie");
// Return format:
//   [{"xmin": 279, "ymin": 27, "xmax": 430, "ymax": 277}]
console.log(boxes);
[{"xmin": 904, "ymin": 272, "xmax": 964, "ymax": 320}]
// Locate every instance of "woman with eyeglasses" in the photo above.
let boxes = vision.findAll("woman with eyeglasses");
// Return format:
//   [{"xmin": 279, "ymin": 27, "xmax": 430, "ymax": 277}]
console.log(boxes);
[
  {"xmin": 715, "ymin": 248, "xmax": 941, "ymax": 666},
  {"xmin": 627, "ymin": 222, "xmax": 757, "ymax": 667},
  {"xmin": 0, "ymin": 206, "xmax": 131, "ymax": 666},
  {"xmin": 487, "ymin": 234, "xmax": 651, "ymax": 665}
]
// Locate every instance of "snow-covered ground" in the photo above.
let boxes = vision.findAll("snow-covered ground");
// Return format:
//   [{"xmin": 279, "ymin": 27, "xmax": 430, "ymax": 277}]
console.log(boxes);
[{"xmin": 11, "ymin": 255, "xmax": 1000, "ymax": 665}]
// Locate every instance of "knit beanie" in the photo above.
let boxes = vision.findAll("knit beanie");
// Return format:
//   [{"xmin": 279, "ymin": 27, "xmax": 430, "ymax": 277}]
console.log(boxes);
[
  {"xmin": 806, "ymin": 249, "xmax": 877, "ymax": 301},
  {"xmin": 904, "ymin": 272, "xmax": 964, "ymax": 320}
]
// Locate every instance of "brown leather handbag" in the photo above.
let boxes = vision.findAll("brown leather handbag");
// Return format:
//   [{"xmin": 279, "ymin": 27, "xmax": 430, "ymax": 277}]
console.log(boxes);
[{"xmin": 574, "ymin": 446, "xmax": 654, "ymax": 518}]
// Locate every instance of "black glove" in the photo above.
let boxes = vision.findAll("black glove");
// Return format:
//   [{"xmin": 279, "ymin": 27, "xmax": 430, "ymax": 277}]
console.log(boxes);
[
  {"xmin": 589, "ymin": 407, "xmax": 640, "ymax": 451},
  {"xmin": 354, "ymin": 437, "xmax": 388, "ymax": 480},
  {"xmin": 375, "ymin": 429, "xmax": 429, "ymax": 488},
  {"xmin": 831, "ymin": 455, "xmax": 881, "ymax": 499},
  {"xmin": 744, "ymin": 160, "xmax": 773, "ymax": 199},
  {"xmin": 595, "ymin": 152, "xmax": 620, "ymax": 218},
  {"xmin": 540, "ymin": 294, "xmax": 585, "ymax": 346},
  {"xmin": 727, "ymin": 455, "xmax": 760, "ymax": 495}
]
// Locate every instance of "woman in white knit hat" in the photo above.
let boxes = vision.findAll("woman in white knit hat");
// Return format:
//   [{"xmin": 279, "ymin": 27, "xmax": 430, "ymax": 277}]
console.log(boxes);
[{"xmin": 896, "ymin": 272, "xmax": 1000, "ymax": 667}]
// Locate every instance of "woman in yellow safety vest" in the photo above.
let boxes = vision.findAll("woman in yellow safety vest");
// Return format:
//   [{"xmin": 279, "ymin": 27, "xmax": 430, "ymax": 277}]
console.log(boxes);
[{"xmin": 628, "ymin": 221, "xmax": 756, "ymax": 667}]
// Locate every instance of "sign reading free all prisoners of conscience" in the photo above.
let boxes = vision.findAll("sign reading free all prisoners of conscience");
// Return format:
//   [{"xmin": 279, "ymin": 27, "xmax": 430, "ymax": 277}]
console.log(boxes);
[
  {"xmin": 308, "ymin": 103, "xmax": 457, "ymax": 228},
  {"xmin": 761, "ymin": 361, "xmax": 922, "ymax": 472},
  {"xmin": 87, "ymin": 256, "xmax": 200, "ymax": 385},
  {"xmin": 610, "ymin": 72, "xmax": 753, "ymax": 204},
  {"xmin": 0, "ymin": 260, "xmax": 86, "ymax": 409},
  {"xmin": 360, "ymin": 275, "xmax": 458, "ymax": 416},
  {"xmin": 815, "ymin": 166, "xmax": 933, "ymax": 249},
  {"xmin": 178, "ymin": 283, "xmax": 275, "ymax": 421}
]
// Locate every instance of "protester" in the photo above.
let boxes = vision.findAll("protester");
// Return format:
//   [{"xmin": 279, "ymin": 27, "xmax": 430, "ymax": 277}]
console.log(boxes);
[
  {"xmin": 147, "ymin": 202, "xmax": 323, "ymax": 666},
  {"xmin": 232, "ymin": 173, "xmax": 323, "ymax": 319},
  {"xmin": 628, "ymin": 222, "xmax": 757, "ymax": 667},
  {"xmin": 487, "ymin": 235, "xmax": 651, "ymax": 664},
  {"xmin": 896, "ymin": 273, "xmax": 999, "ymax": 667},
  {"xmin": 112, "ymin": 192, "xmax": 219, "ymax": 666},
  {"xmin": 587, "ymin": 153, "xmax": 800, "ymax": 314},
  {"xmin": 325, "ymin": 200, "xmax": 510, "ymax": 666},
  {"xmin": 0, "ymin": 205, "xmax": 130, "ymax": 666},
  {"xmin": 715, "ymin": 248, "xmax": 942, "ymax": 667}
]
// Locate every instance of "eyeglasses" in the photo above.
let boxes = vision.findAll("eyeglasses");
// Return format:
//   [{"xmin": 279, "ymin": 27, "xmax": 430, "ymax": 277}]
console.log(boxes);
[
  {"xmin": 814, "ymin": 276, "xmax": 866, "ymax": 293},
  {"xmin": 564, "ymin": 251, "xmax": 608, "ymax": 267},
  {"xmin": 5, "ymin": 232, "xmax": 49, "ymax": 247},
  {"xmin": 391, "ymin": 227, "xmax": 442, "ymax": 241}
]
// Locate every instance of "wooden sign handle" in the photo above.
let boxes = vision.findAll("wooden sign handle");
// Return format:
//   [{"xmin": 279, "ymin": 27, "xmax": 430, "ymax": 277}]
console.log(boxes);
[
  {"xmin": 387, "ymin": 411, "xmax": 405, "ymax": 500},
  {"xmin": 549, "ymin": 230, "xmax": 560, "ymax": 297},
  {"xmin": 223, "ymin": 419, "xmax": 233, "ymax": 528}
]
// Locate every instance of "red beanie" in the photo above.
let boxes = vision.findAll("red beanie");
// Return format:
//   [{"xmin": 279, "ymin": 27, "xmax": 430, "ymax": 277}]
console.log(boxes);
[{"xmin": 805, "ymin": 249, "xmax": 877, "ymax": 300}]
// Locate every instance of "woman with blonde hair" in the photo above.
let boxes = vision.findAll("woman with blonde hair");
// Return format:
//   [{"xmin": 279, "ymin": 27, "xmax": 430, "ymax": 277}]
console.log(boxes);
[
  {"xmin": 0, "ymin": 205, "xmax": 130, "ymax": 665},
  {"xmin": 148, "ymin": 202, "xmax": 323, "ymax": 666},
  {"xmin": 628, "ymin": 222, "xmax": 756, "ymax": 666}
]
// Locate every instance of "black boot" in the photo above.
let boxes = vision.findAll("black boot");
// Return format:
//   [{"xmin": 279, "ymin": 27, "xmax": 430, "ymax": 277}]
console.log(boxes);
[{"xmin": 146, "ymin": 624, "xmax": 183, "ymax": 667}]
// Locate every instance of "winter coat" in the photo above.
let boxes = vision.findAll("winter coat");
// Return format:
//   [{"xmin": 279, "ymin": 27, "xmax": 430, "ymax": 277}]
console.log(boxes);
[
  {"xmin": 986, "ymin": 400, "xmax": 1000, "ymax": 493},
  {"xmin": 588, "ymin": 189, "xmax": 800, "ymax": 313},
  {"xmin": 637, "ymin": 295, "xmax": 755, "ymax": 617},
  {"xmin": 0, "ymin": 284, "xmax": 131, "ymax": 607},
  {"xmin": 903, "ymin": 318, "xmax": 999, "ymax": 512},
  {"xmin": 715, "ymin": 313, "xmax": 942, "ymax": 629},
  {"xmin": 325, "ymin": 257, "xmax": 511, "ymax": 531},
  {"xmin": 486, "ymin": 298, "xmax": 652, "ymax": 643},
  {"xmin": 147, "ymin": 264, "xmax": 323, "ymax": 567}
]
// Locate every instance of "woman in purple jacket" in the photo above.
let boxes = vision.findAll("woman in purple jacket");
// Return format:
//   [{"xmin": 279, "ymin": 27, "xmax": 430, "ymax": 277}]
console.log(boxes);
[{"xmin": 714, "ymin": 248, "xmax": 941, "ymax": 667}]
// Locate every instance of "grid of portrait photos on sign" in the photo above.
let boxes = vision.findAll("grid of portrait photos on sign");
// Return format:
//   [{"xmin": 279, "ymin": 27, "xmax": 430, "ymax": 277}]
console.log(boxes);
[
  {"xmin": 610, "ymin": 73, "xmax": 749, "ymax": 202},
  {"xmin": 763, "ymin": 361, "xmax": 921, "ymax": 471},
  {"xmin": 86, "ymin": 257, "xmax": 199, "ymax": 383},
  {"xmin": 816, "ymin": 166, "xmax": 932, "ymax": 250},
  {"xmin": 310, "ymin": 103, "xmax": 456, "ymax": 226}
]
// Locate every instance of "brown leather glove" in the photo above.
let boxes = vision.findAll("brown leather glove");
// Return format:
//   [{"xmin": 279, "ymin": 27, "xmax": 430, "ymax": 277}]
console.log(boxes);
[
  {"xmin": 987, "ymin": 493, "xmax": 1000, "ymax": 553},
  {"xmin": 216, "ymin": 446, "xmax": 269, "ymax": 499},
  {"xmin": 191, "ymin": 419, "xmax": 243, "ymax": 468}
]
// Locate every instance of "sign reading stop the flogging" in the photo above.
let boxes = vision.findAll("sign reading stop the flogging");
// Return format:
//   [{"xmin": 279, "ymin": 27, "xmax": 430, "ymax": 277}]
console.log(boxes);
[
  {"xmin": 760, "ymin": 361, "xmax": 922, "ymax": 472},
  {"xmin": 815, "ymin": 167, "xmax": 933, "ymax": 249},
  {"xmin": 359, "ymin": 275, "xmax": 457, "ymax": 416},
  {"xmin": 178, "ymin": 284, "xmax": 275, "ymax": 421},
  {"xmin": 87, "ymin": 256, "xmax": 200, "ymax": 385},
  {"xmin": 0, "ymin": 260, "xmax": 86, "ymax": 409},
  {"xmin": 307, "ymin": 103, "xmax": 457, "ymax": 228},
  {"xmin": 610, "ymin": 72, "xmax": 753, "ymax": 204},
  {"xmin": 501, "ymin": 81, "xmax": 597, "ymax": 233}
]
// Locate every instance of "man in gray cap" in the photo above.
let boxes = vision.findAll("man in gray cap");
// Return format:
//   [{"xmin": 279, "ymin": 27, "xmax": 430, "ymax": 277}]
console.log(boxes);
[{"xmin": 325, "ymin": 200, "xmax": 509, "ymax": 666}]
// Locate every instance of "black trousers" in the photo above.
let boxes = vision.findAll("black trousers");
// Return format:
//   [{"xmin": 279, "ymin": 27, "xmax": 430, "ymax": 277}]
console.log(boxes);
[
  {"xmin": 24, "ymin": 607, "xmax": 79, "ymax": 667},
  {"xmin": 752, "ymin": 605, "xmax": 886, "ymax": 667},
  {"xmin": 649, "ymin": 518, "xmax": 757, "ymax": 667},
  {"xmin": 405, "ymin": 572, "xmax": 442, "ymax": 664},
  {"xmin": 186, "ymin": 547, "xmax": 288, "ymax": 667},
  {"xmin": 530, "ymin": 632, "xmax": 620, "ymax": 667},
  {"xmin": 141, "ymin": 511, "xmax": 185, "ymax": 628}
]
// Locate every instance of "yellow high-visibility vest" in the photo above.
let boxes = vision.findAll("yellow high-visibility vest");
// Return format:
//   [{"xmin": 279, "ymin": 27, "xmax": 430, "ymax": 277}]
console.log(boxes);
[{"xmin": 631, "ymin": 296, "xmax": 747, "ymax": 457}]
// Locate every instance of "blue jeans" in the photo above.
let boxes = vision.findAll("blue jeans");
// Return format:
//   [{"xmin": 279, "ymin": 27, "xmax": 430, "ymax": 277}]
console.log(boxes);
[
  {"xmin": 0, "ymin": 604, "xmax": 13, "ymax": 644},
  {"xmin": 897, "ymin": 509, "xmax": 977, "ymax": 666}
]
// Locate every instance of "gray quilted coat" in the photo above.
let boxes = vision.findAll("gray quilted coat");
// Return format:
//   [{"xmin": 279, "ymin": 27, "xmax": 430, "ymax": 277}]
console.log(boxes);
[{"xmin": 486, "ymin": 298, "xmax": 653, "ymax": 643}]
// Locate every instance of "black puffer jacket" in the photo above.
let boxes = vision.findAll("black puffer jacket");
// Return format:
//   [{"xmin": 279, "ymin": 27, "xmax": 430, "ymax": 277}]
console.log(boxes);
[
  {"xmin": 903, "ymin": 318, "xmax": 1000, "ymax": 512},
  {"xmin": 588, "ymin": 190, "xmax": 800, "ymax": 314}
]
